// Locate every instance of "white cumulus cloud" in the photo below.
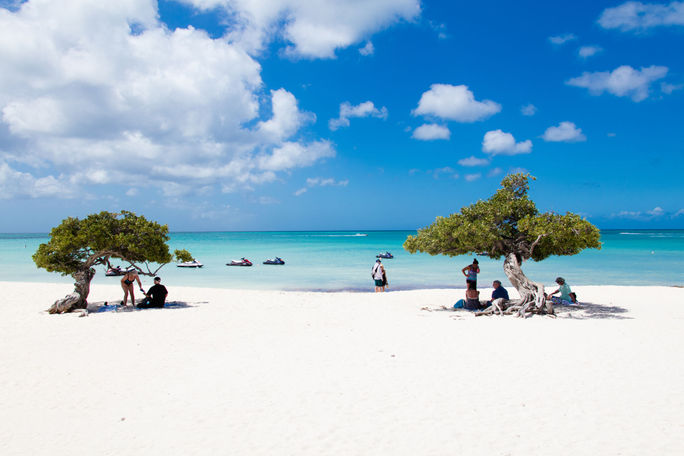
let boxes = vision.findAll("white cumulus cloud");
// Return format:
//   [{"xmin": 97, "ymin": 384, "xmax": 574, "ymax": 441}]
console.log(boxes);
[
  {"xmin": 521, "ymin": 104, "xmax": 537, "ymax": 116},
  {"xmin": 258, "ymin": 89, "xmax": 316, "ymax": 142},
  {"xmin": 359, "ymin": 41, "xmax": 374, "ymax": 56},
  {"xmin": 647, "ymin": 206, "xmax": 665, "ymax": 216},
  {"xmin": 412, "ymin": 124, "xmax": 450, "ymax": 141},
  {"xmin": 578, "ymin": 45, "xmax": 603, "ymax": 58},
  {"xmin": 542, "ymin": 121, "xmax": 587, "ymax": 142},
  {"xmin": 432, "ymin": 166, "xmax": 458, "ymax": 179},
  {"xmin": 329, "ymin": 101, "xmax": 388, "ymax": 130},
  {"xmin": 488, "ymin": 167, "xmax": 503, "ymax": 177},
  {"xmin": 482, "ymin": 130, "xmax": 532, "ymax": 155},
  {"xmin": 458, "ymin": 156, "xmax": 489, "ymax": 167},
  {"xmin": 0, "ymin": 0, "xmax": 342, "ymax": 201},
  {"xmin": 306, "ymin": 177, "xmax": 349, "ymax": 187},
  {"xmin": 258, "ymin": 141, "xmax": 336, "ymax": 172},
  {"xmin": 412, "ymin": 84, "xmax": 501, "ymax": 122},
  {"xmin": 549, "ymin": 33, "xmax": 577, "ymax": 45},
  {"xmin": 598, "ymin": 1, "xmax": 684, "ymax": 31},
  {"xmin": 177, "ymin": 0, "xmax": 421, "ymax": 58},
  {"xmin": 0, "ymin": 161, "xmax": 76, "ymax": 199},
  {"xmin": 661, "ymin": 82, "xmax": 684, "ymax": 94},
  {"xmin": 566, "ymin": 65, "xmax": 669, "ymax": 102},
  {"xmin": 464, "ymin": 173, "xmax": 482, "ymax": 182}
]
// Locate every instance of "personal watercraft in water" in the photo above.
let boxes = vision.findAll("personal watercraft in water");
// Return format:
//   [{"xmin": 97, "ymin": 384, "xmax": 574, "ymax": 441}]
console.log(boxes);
[
  {"xmin": 177, "ymin": 259, "xmax": 203, "ymax": 268},
  {"xmin": 105, "ymin": 266, "xmax": 125, "ymax": 276},
  {"xmin": 226, "ymin": 258, "xmax": 253, "ymax": 266},
  {"xmin": 105, "ymin": 266, "xmax": 135, "ymax": 276},
  {"xmin": 376, "ymin": 251, "xmax": 394, "ymax": 259},
  {"xmin": 263, "ymin": 257, "xmax": 285, "ymax": 265}
]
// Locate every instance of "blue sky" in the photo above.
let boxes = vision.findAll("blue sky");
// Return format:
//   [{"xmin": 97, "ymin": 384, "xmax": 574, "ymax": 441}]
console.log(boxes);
[{"xmin": 0, "ymin": 0, "xmax": 682, "ymax": 231}]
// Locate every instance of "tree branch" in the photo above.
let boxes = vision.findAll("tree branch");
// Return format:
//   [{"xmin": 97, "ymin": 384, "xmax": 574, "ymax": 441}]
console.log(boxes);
[{"xmin": 528, "ymin": 233, "xmax": 546, "ymax": 257}]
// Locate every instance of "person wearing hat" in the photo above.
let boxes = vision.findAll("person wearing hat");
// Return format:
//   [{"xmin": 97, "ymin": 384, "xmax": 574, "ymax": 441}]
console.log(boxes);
[
  {"xmin": 371, "ymin": 258, "xmax": 387, "ymax": 292},
  {"xmin": 461, "ymin": 258, "xmax": 480, "ymax": 290}
]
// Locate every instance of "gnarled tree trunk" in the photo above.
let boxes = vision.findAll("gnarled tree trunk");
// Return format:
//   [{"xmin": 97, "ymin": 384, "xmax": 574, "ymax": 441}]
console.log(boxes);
[
  {"xmin": 48, "ymin": 268, "xmax": 95, "ymax": 314},
  {"xmin": 477, "ymin": 252, "xmax": 553, "ymax": 317},
  {"xmin": 502, "ymin": 252, "xmax": 552, "ymax": 315}
]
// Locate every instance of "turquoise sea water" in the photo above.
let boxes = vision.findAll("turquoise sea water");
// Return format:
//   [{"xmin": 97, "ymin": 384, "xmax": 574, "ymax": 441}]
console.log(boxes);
[{"xmin": 0, "ymin": 230, "xmax": 682, "ymax": 291}]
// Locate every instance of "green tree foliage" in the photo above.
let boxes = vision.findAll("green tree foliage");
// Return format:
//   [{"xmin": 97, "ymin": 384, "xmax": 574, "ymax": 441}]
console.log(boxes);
[
  {"xmin": 404, "ymin": 173, "xmax": 601, "ymax": 262},
  {"xmin": 34, "ymin": 210, "xmax": 181, "ymax": 274},
  {"xmin": 34, "ymin": 211, "xmax": 192, "ymax": 312}
]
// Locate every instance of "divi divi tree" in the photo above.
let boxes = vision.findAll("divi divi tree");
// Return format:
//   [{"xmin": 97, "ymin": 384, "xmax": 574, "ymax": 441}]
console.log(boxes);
[
  {"xmin": 403, "ymin": 174, "xmax": 601, "ymax": 316},
  {"xmin": 34, "ymin": 211, "xmax": 192, "ymax": 314}
]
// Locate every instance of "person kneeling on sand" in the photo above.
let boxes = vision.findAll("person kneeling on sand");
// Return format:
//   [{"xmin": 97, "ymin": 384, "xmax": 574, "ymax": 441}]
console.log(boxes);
[
  {"xmin": 137, "ymin": 276, "xmax": 168, "ymax": 309},
  {"xmin": 546, "ymin": 277, "xmax": 577, "ymax": 305}
]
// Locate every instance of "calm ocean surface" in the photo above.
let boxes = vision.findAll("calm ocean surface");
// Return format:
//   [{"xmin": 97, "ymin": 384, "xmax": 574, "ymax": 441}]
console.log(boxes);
[{"xmin": 0, "ymin": 230, "xmax": 682, "ymax": 291}]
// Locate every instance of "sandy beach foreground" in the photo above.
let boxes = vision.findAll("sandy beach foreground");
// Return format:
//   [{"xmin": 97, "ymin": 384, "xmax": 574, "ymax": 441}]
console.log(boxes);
[{"xmin": 1, "ymin": 282, "xmax": 683, "ymax": 455}]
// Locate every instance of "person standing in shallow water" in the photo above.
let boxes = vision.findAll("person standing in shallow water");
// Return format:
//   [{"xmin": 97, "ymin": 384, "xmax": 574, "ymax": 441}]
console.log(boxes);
[
  {"xmin": 462, "ymin": 259, "xmax": 479, "ymax": 290},
  {"xmin": 372, "ymin": 259, "xmax": 386, "ymax": 292}
]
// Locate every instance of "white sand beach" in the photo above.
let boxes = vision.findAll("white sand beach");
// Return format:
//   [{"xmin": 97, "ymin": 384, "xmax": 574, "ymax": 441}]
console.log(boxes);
[{"xmin": 1, "ymin": 282, "xmax": 683, "ymax": 455}]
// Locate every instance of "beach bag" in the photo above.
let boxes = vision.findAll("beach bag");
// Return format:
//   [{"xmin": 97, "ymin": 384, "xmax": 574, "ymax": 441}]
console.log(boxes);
[{"xmin": 453, "ymin": 299, "xmax": 465, "ymax": 309}]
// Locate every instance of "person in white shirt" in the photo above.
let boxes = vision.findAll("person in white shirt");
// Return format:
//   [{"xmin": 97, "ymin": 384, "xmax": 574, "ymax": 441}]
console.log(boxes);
[{"xmin": 371, "ymin": 259, "xmax": 387, "ymax": 292}]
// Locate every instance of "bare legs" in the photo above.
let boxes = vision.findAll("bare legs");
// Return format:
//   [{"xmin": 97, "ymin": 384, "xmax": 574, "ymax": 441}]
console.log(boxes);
[{"xmin": 121, "ymin": 283, "xmax": 135, "ymax": 306}]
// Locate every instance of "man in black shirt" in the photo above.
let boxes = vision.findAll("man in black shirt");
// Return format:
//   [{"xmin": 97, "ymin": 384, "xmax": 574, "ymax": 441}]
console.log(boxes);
[{"xmin": 137, "ymin": 276, "xmax": 168, "ymax": 308}]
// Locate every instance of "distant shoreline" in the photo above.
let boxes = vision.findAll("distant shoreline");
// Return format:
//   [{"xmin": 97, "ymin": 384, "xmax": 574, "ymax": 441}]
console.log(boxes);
[{"xmin": 1, "ymin": 228, "xmax": 684, "ymax": 236}]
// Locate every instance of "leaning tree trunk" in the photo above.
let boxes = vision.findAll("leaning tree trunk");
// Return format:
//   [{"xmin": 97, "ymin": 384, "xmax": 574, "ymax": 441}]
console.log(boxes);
[
  {"xmin": 48, "ymin": 268, "xmax": 95, "ymax": 314},
  {"xmin": 477, "ymin": 252, "xmax": 553, "ymax": 317},
  {"xmin": 502, "ymin": 252, "xmax": 552, "ymax": 316}
]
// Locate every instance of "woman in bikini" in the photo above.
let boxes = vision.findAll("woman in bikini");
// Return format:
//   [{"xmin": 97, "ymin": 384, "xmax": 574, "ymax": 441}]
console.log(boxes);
[
  {"xmin": 461, "ymin": 259, "xmax": 480, "ymax": 290},
  {"xmin": 121, "ymin": 269, "xmax": 143, "ymax": 306}
]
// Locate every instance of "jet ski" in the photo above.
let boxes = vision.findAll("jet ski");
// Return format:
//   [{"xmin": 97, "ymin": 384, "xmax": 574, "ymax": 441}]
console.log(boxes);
[
  {"xmin": 177, "ymin": 259, "xmax": 203, "ymax": 268},
  {"xmin": 226, "ymin": 258, "xmax": 253, "ymax": 266},
  {"xmin": 105, "ymin": 266, "xmax": 136, "ymax": 276},
  {"xmin": 105, "ymin": 266, "xmax": 125, "ymax": 276},
  {"xmin": 263, "ymin": 257, "xmax": 285, "ymax": 265},
  {"xmin": 376, "ymin": 251, "xmax": 394, "ymax": 259}
]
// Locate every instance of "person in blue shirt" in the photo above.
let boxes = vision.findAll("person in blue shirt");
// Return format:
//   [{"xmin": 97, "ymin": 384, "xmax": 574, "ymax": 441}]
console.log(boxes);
[
  {"xmin": 484, "ymin": 280, "xmax": 509, "ymax": 308},
  {"xmin": 461, "ymin": 259, "xmax": 479, "ymax": 290}
]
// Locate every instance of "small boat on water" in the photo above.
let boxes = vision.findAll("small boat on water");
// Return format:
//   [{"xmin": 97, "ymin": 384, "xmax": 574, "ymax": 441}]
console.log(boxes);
[
  {"xmin": 376, "ymin": 251, "xmax": 394, "ymax": 259},
  {"xmin": 227, "ymin": 258, "xmax": 253, "ymax": 267},
  {"xmin": 263, "ymin": 257, "xmax": 285, "ymax": 265},
  {"xmin": 177, "ymin": 259, "xmax": 203, "ymax": 268}
]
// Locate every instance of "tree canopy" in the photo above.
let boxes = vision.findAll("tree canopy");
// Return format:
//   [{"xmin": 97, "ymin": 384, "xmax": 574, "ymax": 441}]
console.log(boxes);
[
  {"xmin": 34, "ymin": 211, "xmax": 192, "ymax": 313},
  {"xmin": 34, "ymin": 210, "xmax": 191, "ymax": 276},
  {"xmin": 403, "ymin": 173, "xmax": 601, "ymax": 262}
]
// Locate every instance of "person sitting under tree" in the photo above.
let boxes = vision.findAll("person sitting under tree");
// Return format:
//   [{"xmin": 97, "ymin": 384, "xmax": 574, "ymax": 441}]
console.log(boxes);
[
  {"xmin": 546, "ymin": 277, "xmax": 577, "ymax": 305},
  {"xmin": 137, "ymin": 276, "xmax": 168, "ymax": 309}
]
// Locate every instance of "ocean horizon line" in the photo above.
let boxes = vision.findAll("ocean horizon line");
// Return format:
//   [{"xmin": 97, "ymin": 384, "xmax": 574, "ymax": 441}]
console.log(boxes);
[{"xmin": 1, "ymin": 227, "xmax": 683, "ymax": 236}]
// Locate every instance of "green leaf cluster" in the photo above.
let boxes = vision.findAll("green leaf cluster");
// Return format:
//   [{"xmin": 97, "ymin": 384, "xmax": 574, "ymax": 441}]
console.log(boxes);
[
  {"xmin": 403, "ymin": 174, "xmax": 601, "ymax": 261},
  {"xmin": 33, "ymin": 211, "xmax": 176, "ymax": 275},
  {"xmin": 174, "ymin": 249, "xmax": 193, "ymax": 263}
]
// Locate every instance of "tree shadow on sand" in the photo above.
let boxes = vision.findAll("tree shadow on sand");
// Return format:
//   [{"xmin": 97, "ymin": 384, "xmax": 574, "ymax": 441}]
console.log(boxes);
[
  {"xmin": 87, "ymin": 300, "xmax": 204, "ymax": 314},
  {"xmin": 554, "ymin": 301, "xmax": 631, "ymax": 320},
  {"xmin": 423, "ymin": 301, "xmax": 631, "ymax": 320}
]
